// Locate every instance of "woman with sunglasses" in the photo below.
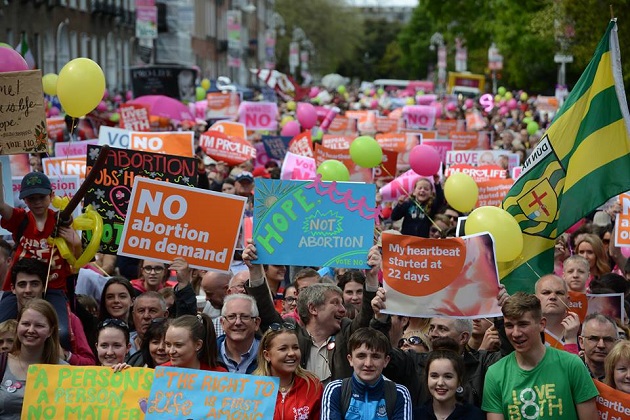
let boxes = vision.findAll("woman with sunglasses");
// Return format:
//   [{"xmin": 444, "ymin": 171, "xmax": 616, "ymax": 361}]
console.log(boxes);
[
  {"xmin": 163, "ymin": 314, "xmax": 226, "ymax": 371},
  {"xmin": 96, "ymin": 319, "xmax": 131, "ymax": 367},
  {"xmin": 399, "ymin": 331, "xmax": 431, "ymax": 354},
  {"xmin": 0, "ymin": 299, "xmax": 66, "ymax": 419},
  {"xmin": 253, "ymin": 323, "xmax": 322, "ymax": 420}
]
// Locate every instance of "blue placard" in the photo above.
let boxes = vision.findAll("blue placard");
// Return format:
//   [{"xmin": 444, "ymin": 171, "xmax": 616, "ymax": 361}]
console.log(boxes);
[
  {"xmin": 145, "ymin": 367, "xmax": 279, "ymax": 419},
  {"xmin": 261, "ymin": 135, "xmax": 292, "ymax": 160},
  {"xmin": 253, "ymin": 178, "xmax": 377, "ymax": 268}
]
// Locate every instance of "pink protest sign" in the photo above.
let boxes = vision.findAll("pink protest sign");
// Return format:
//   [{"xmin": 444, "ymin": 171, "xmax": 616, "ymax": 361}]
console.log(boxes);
[
  {"xmin": 54, "ymin": 139, "xmax": 98, "ymax": 158},
  {"xmin": 238, "ymin": 101, "xmax": 278, "ymax": 131},
  {"xmin": 280, "ymin": 151, "xmax": 316, "ymax": 180},
  {"xmin": 403, "ymin": 105, "xmax": 437, "ymax": 130},
  {"xmin": 379, "ymin": 169, "xmax": 433, "ymax": 201}
]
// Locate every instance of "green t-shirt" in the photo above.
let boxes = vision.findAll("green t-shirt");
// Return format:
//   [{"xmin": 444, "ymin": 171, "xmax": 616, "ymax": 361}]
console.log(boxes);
[{"xmin": 482, "ymin": 347, "xmax": 598, "ymax": 419}]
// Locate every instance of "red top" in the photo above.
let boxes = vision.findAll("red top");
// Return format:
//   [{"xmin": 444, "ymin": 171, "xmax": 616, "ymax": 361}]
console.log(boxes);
[
  {"xmin": 160, "ymin": 361, "xmax": 228, "ymax": 372},
  {"xmin": 1, "ymin": 208, "xmax": 72, "ymax": 291},
  {"xmin": 130, "ymin": 278, "xmax": 178, "ymax": 294},
  {"xmin": 273, "ymin": 375, "xmax": 322, "ymax": 420}
]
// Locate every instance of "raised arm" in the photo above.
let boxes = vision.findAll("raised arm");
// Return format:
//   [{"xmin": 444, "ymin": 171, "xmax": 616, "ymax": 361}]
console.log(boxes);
[{"xmin": 242, "ymin": 240, "xmax": 282, "ymax": 331}]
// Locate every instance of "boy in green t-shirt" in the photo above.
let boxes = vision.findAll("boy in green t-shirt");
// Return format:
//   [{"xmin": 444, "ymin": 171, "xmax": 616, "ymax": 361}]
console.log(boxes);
[{"xmin": 482, "ymin": 292, "xmax": 598, "ymax": 419}]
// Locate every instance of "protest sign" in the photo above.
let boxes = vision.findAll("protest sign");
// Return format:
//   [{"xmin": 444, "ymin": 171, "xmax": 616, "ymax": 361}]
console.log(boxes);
[
  {"xmin": 345, "ymin": 110, "xmax": 376, "ymax": 133},
  {"xmin": 543, "ymin": 330, "xmax": 566, "ymax": 350},
  {"xmin": 422, "ymin": 139, "xmax": 454, "ymax": 167},
  {"xmin": 615, "ymin": 193, "xmax": 630, "ymax": 247},
  {"xmin": 511, "ymin": 166, "xmax": 523, "ymax": 180},
  {"xmin": 99, "ymin": 126, "xmax": 131, "ymax": 149},
  {"xmin": 46, "ymin": 116, "xmax": 66, "ymax": 142},
  {"xmin": 321, "ymin": 135, "xmax": 352, "ymax": 150},
  {"xmin": 373, "ymin": 149, "xmax": 398, "ymax": 179},
  {"xmin": 84, "ymin": 145, "xmax": 198, "ymax": 254},
  {"xmin": 199, "ymin": 130, "xmax": 256, "ymax": 165},
  {"xmin": 120, "ymin": 103, "xmax": 151, "ymax": 131},
  {"xmin": 145, "ymin": 367, "xmax": 278, "ymax": 420},
  {"xmin": 287, "ymin": 131, "xmax": 313, "ymax": 158},
  {"xmin": 280, "ymin": 151, "xmax": 316, "ymax": 180},
  {"xmin": 403, "ymin": 105, "xmax": 437, "ymax": 130},
  {"xmin": 445, "ymin": 164, "xmax": 507, "ymax": 180},
  {"xmin": 261, "ymin": 135, "xmax": 292, "ymax": 160},
  {"xmin": 314, "ymin": 144, "xmax": 372, "ymax": 183},
  {"xmin": 476, "ymin": 179, "xmax": 514, "ymax": 207},
  {"xmin": 119, "ymin": 177, "xmax": 246, "ymax": 271},
  {"xmin": 568, "ymin": 291, "xmax": 588, "ymax": 322},
  {"xmin": 55, "ymin": 139, "xmax": 98, "ymax": 158},
  {"xmin": 329, "ymin": 115, "xmax": 359, "ymax": 135},
  {"xmin": 374, "ymin": 116, "xmax": 399, "ymax": 133},
  {"xmin": 22, "ymin": 364, "xmax": 153, "ymax": 419},
  {"xmin": 381, "ymin": 232, "xmax": 502, "ymax": 318},
  {"xmin": 588, "ymin": 293, "xmax": 625, "ymax": 322},
  {"xmin": 376, "ymin": 133, "xmax": 413, "ymax": 153},
  {"xmin": 379, "ymin": 169, "xmax": 427, "ymax": 202},
  {"xmin": 594, "ymin": 380, "xmax": 630, "ymax": 420},
  {"xmin": 0, "ymin": 70, "xmax": 47, "ymax": 154},
  {"xmin": 209, "ymin": 121, "xmax": 247, "ymax": 139},
  {"xmin": 253, "ymin": 178, "xmax": 377, "ymax": 268},
  {"xmin": 207, "ymin": 92, "xmax": 240, "ymax": 119},
  {"xmin": 129, "ymin": 131, "xmax": 194, "ymax": 157},
  {"xmin": 0, "ymin": 156, "xmax": 12, "ymax": 236},
  {"xmin": 447, "ymin": 131, "xmax": 489, "ymax": 150},
  {"xmin": 445, "ymin": 150, "xmax": 520, "ymax": 172},
  {"xmin": 435, "ymin": 119, "xmax": 464, "ymax": 137},
  {"xmin": 42, "ymin": 156, "xmax": 87, "ymax": 180},
  {"xmin": 238, "ymin": 101, "xmax": 278, "ymax": 131},
  {"xmin": 130, "ymin": 65, "xmax": 198, "ymax": 102}
]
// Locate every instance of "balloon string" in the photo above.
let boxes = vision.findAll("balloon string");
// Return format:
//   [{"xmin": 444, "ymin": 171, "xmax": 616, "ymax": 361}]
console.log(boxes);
[{"xmin": 378, "ymin": 163, "xmax": 442, "ymax": 233}]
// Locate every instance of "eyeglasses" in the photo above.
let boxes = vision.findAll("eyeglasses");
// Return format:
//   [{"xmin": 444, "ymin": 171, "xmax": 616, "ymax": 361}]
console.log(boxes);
[
  {"xmin": 98, "ymin": 318, "xmax": 129, "ymax": 330},
  {"xmin": 223, "ymin": 314, "xmax": 256, "ymax": 323},
  {"xmin": 284, "ymin": 297, "xmax": 297, "ymax": 303},
  {"xmin": 268, "ymin": 322, "xmax": 296, "ymax": 331},
  {"xmin": 581, "ymin": 335, "xmax": 618, "ymax": 345},
  {"xmin": 398, "ymin": 336, "xmax": 426, "ymax": 348},
  {"xmin": 143, "ymin": 266, "xmax": 165, "ymax": 274}
]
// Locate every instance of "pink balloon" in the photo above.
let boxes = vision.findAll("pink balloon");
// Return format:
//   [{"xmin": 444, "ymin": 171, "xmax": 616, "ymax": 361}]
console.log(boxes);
[
  {"xmin": 507, "ymin": 98, "xmax": 518, "ymax": 110},
  {"xmin": 96, "ymin": 101, "xmax": 108, "ymax": 112},
  {"xmin": 0, "ymin": 47, "xmax": 29, "ymax": 72},
  {"xmin": 446, "ymin": 102, "xmax": 457, "ymax": 112},
  {"xmin": 297, "ymin": 102, "xmax": 317, "ymax": 129},
  {"xmin": 499, "ymin": 99, "xmax": 506, "ymax": 107},
  {"xmin": 281, "ymin": 120, "xmax": 301, "ymax": 137},
  {"xmin": 309, "ymin": 87, "xmax": 320, "ymax": 98},
  {"xmin": 370, "ymin": 99, "xmax": 378, "ymax": 110},
  {"xmin": 409, "ymin": 145, "xmax": 441, "ymax": 176},
  {"xmin": 622, "ymin": 247, "xmax": 630, "ymax": 258},
  {"xmin": 102, "ymin": 89, "xmax": 110, "ymax": 100},
  {"xmin": 126, "ymin": 90, "xmax": 133, "ymax": 101},
  {"xmin": 499, "ymin": 106, "xmax": 509, "ymax": 116},
  {"xmin": 464, "ymin": 98, "xmax": 474, "ymax": 108},
  {"xmin": 113, "ymin": 94, "xmax": 122, "ymax": 103},
  {"xmin": 49, "ymin": 106, "xmax": 60, "ymax": 116}
]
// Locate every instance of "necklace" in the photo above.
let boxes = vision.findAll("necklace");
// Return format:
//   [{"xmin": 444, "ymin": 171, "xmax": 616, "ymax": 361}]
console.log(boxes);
[{"xmin": 279, "ymin": 378, "xmax": 294, "ymax": 393}]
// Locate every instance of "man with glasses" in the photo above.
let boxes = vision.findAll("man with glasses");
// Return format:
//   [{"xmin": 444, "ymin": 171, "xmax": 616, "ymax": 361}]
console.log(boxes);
[
  {"xmin": 129, "ymin": 291, "xmax": 169, "ymax": 354},
  {"xmin": 217, "ymin": 294, "xmax": 261, "ymax": 374},
  {"xmin": 578, "ymin": 313, "xmax": 619, "ymax": 380}
]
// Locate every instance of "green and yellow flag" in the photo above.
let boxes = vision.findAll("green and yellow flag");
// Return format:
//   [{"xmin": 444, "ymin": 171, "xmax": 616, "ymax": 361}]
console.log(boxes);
[{"xmin": 500, "ymin": 20, "xmax": 630, "ymax": 293}]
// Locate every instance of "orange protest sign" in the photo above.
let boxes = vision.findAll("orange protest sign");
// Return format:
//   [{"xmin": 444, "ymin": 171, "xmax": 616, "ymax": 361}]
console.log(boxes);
[
  {"xmin": 435, "ymin": 119, "xmax": 463, "ymax": 137},
  {"xmin": 328, "ymin": 115, "xmax": 358, "ymax": 136},
  {"xmin": 476, "ymin": 179, "xmax": 514, "ymax": 207},
  {"xmin": 209, "ymin": 121, "xmax": 247, "ymax": 139},
  {"xmin": 594, "ymin": 380, "xmax": 630, "ymax": 420},
  {"xmin": 615, "ymin": 193, "xmax": 630, "ymax": 246},
  {"xmin": 207, "ymin": 92, "xmax": 240, "ymax": 119},
  {"xmin": 375, "ymin": 117, "xmax": 399, "ymax": 133},
  {"xmin": 568, "ymin": 291, "xmax": 588, "ymax": 322},
  {"xmin": 119, "ymin": 177, "xmax": 247, "ymax": 271},
  {"xmin": 345, "ymin": 110, "xmax": 376, "ymax": 133},
  {"xmin": 381, "ymin": 232, "xmax": 502, "ymax": 318},
  {"xmin": 42, "ymin": 156, "xmax": 87, "ymax": 181},
  {"xmin": 129, "ymin": 131, "xmax": 194, "ymax": 157},
  {"xmin": 448, "ymin": 131, "xmax": 482, "ymax": 150},
  {"xmin": 46, "ymin": 117, "xmax": 66, "ymax": 142},
  {"xmin": 119, "ymin": 104, "xmax": 151, "ymax": 131},
  {"xmin": 287, "ymin": 131, "xmax": 313, "ymax": 158},
  {"xmin": 199, "ymin": 130, "xmax": 256, "ymax": 165},
  {"xmin": 321, "ymin": 135, "xmax": 352, "ymax": 150},
  {"xmin": 376, "ymin": 133, "xmax": 410, "ymax": 153},
  {"xmin": 314, "ymin": 144, "xmax": 372, "ymax": 183}
]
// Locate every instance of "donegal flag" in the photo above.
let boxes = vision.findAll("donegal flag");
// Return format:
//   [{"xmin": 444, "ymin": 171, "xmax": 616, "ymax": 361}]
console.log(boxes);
[{"xmin": 500, "ymin": 20, "xmax": 630, "ymax": 293}]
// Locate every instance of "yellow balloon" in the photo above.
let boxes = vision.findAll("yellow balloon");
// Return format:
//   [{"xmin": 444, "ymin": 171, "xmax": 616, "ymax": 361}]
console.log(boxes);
[
  {"xmin": 280, "ymin": 115, "xmax": 295, "ymax": 127},
  {"xmin": 444, "ymin": 173, "xmax": 478, "ymax": 213},
  {"xmin": 286, "ymin": 101, "xmax": 296, "ymax": 111},
  {"xmin": 465, "ymin": 206, "xmax": 523, "ymax": 262},
  {"xmin": 201, "ymin": 78, "xmax": 211, "ymax": 90},
  {"xmin": 42, "ymin": 73, "xmax": 58, "ymax": 96},
  {"xmin": 57, "ymin": 58, "xmax": 106, "ymax": 118}
]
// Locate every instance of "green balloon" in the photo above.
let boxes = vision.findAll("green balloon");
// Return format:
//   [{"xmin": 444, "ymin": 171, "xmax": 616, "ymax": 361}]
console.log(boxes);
[
  {"xmin": 317, "ymin": 159, "xmax": 350, "ymax": 182},
  {"xmin": 498, "ymin": 86, "xmax": 506, "ymax": 96},
  {"xmin": 350, "ymin": 136, "xmax": 383, "ymax": 168},
  {"xmin": 196, "ymin": 86, "xmax": 206, "ymax": 101},
  {"xmin": 526, "ymin": 121, "xmax": 539, "ymax": 135},
  {"xmin": 0, "ymin": 43, "xmax": 11, "ymax": 48},
  {"xmin": 336, "ymin": 85, "xmax": 346, "ymax": 94},
  {"xmin": 522, "ymin": 117, "xmax": 533, "ymax": 124},
  {"xmin": 110, "ymin": 112, "xmax": 120, "ymax": 123}
]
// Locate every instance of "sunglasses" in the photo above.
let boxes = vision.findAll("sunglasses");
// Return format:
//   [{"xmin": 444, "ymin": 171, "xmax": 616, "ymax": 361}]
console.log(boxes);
[
  {"xmin": 98, "ymin": 318, "xmax": 129, "ymax": 330},
  {"xmin": 398, "ymin": 336, "xmax": 426, "ymax": 348},
  {"xmin": 268, "ymin": 322, "xmax": 296, "ymax": 332}
]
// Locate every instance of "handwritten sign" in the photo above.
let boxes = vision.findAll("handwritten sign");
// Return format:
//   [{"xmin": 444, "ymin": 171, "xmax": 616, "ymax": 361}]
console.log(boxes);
[
  {"xmin": 84, "ymin": 145, "xmax": 198, "ymax": 254},
  {"xmin": 0, "ymin": 70, "xmax": 47, "ymax": 154},
  {"xmin": 280, "ymin": 151, "xmax": 316, "ymax": 180},
  {"xmin": 594, "ymin": 380, "xmax": 630, "ymax": 420},
  {"xmin": 253, "ymin": 178, "xmax": 377, "ymax": 268},
  {"xmin": 119, "ymin": 177, "xmax": 246, "ymax": 271},
  {"xmin": 145, "ymin": 367, "xmax": 278, "ymax": 420},
  {"xmin": 381, "ymin": 232, "xmax": 502, "ymax": 318},
  {"xmin": 261, "ymin": 135, "xmax": 291, "ymax": 160},
  {"xmin": 615, "ymin": 193, "xmax": 630, "ymax": 247},
  {"xmin": 238, "ymin": 101, "xmax": 278, "ymax": 131},
  {"xmin": 22, "ymin": 364, "xmax": 153, "ymax": 419},
  {"xmin": 129, "ymin": 131, "xmax": 194, "ymax": 157},
  {"xmin": 120, "ymin": 104, "xmax": 151, "ymax": 131},
  {"xmin": 198, "ymin": 130, "xmax": 256, "ymax": 165}
]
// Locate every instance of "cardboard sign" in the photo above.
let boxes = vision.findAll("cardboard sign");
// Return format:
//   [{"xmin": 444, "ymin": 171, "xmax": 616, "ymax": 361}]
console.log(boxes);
[
  {"xmin": 209, "ymin": 121, "xmax": 247, "ymax": 139},
  {"xmin": 120, "ymin": 103, "xmax": 151, "ymax": 131},
  {"xmin": 54, "ymin": 139, "xmax": 98, "ymax": 158},
  {"xmin": 199, "ymin": 130, "xmax": 256, "ymax": 165},
  {"xmin": 0, "ymin": 70, "xmax": 48, "ymax": 154},
  {"xmin": 261, "ymin": 135, "xmax": 291, "ymax": 160},
  {"xmin": 98, "ymin": 126, "xmax": 131, "ymax": 149},
  {"xmin": 280, "ymin": 151, "xmax": 316, "ymax": 180},
  {"xmin": 207, "ymin": 92, "xmax": 240, "ymax": 119},
  {"xmin": 615, "ymin": 193, "xmax": 630, "ymax": 247},
  {"xmin": 594, "ymin": 380, "xmax": 630, "ymax": 420},
  {"xmin": 314, "ymin": 144, "xmax": 372, "ymax": 183},
  {"xmin": 22, "ymin": 365, "xmax": 153, "ymax": 419},
  {"xmin": 129, "ymin": 131, "xmax": 194, "ymax": 157},
  {"xmin": 381, "ymin": 232, "xmax": 502, "ymax": 318},
  {"xmin": 253, "ymin": 178, "xmax": 378, "ymax": 268},
  {"xmin": 445, "ymin": 150, "xmax": 520, "ymax": 172},
  {"xmin": 42, "ymin": 156, "xmax": 87, "ymax": 180},
  {"xmin": 84, "ymin": 145, "xmax": 198, "ymax": 254},
  {"xmin": 403, "ymin": 105, "xmax": 437, "ymax": 130},
  {"xmin": 119, "ymin": 177, "xmax": 246, "ymax": 271},
  {"xmin": 238, "ymin": 101, "xmax": 278, "ymax": 131},
  {"xmin": 287, "ymin": 131, "xmax": 313, "ymax": 158},
  {"xmin": 145, "ymin": 367, "xmax": 278, "ymax": 420}
]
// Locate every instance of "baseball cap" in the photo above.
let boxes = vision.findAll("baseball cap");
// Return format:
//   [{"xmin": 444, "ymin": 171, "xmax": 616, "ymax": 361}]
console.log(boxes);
[
  {"xmin": 235, "ymin": 171, "xmax": 254, "ymax": 183},
  {"xmin": 20, "ymin": 172, "xmax": 52, "ymax": 199}
]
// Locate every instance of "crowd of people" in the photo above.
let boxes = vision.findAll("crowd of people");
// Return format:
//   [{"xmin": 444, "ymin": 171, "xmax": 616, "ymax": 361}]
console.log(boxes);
[{"xmin": 0, "ymin": 82, "xmax": 627, "ymax": 420}]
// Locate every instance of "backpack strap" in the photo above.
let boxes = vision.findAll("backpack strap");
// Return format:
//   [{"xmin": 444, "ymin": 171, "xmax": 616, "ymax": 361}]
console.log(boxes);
[
  {"xmin": 384, "ymin": 379, "xmax": 398, "ymax": 419},
  {"xmin": 340, "ymin": 377, "xmax": 353, "ymax": 416}
]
